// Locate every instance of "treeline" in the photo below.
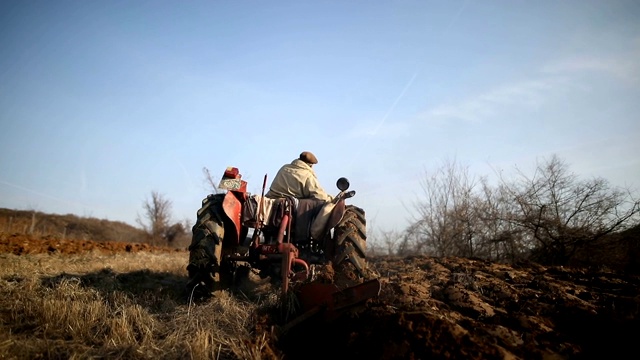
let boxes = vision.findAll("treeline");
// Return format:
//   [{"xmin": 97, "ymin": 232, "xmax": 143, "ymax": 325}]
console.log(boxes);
[{"xmin": 369, "ymin": 155, "xmax": 640, "ymax": 272}]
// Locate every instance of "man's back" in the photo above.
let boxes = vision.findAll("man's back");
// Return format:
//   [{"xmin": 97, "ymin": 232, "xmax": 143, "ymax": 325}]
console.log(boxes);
[{"xmin": 266, "ymin": 154, "xmax": 332, "ymax": 201}]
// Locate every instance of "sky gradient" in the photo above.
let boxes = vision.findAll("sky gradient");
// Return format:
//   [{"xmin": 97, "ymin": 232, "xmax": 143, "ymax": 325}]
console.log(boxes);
[{"xmin": 1, "ymin": 0, "xmax": 639, "ymax": 233}]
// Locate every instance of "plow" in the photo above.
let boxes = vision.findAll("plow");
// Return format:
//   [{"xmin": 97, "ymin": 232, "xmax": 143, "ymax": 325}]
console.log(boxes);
[{"xmin": 186, "ymin": 167, "xmax": 380, "ymax": 329}]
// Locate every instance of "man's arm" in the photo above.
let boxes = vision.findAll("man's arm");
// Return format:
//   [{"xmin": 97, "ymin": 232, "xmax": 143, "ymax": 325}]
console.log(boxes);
[{"xmin": 305, "ymin": 176, "xmax": 333, "ymax": 202}]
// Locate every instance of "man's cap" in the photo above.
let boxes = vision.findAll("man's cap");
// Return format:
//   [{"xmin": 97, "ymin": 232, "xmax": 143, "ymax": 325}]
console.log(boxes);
[{"xmin": 299, "ymin": 151, "xmax": 318, "ymax": 164}]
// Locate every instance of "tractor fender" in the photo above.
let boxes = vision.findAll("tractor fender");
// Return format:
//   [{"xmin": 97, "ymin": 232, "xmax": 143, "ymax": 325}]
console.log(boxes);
[
  {"xmin": 326, "ymin": 199, "xmax": 346, "ymax": 230},
  {"xmin": 310, "ymin": 199, "xmax": 346, "ymax": 239},
  {"xmin": 221, "ymin": 191, "xmax": 244, "ymax": 246}
]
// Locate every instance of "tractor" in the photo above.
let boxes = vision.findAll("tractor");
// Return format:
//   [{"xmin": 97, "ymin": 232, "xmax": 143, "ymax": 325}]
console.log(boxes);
[{"xmin": 186, "ymin": 166, "xmax": 380, "ymax": 325}]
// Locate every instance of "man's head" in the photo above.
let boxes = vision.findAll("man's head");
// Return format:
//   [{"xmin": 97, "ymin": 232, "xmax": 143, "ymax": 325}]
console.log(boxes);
[{"xmin": 299, "ymin": 151, "xmax": 318, "ymax": 165}]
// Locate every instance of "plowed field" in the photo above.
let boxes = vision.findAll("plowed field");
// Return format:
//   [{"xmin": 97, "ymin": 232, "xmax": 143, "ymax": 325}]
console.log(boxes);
[
  {"xmin": 0, "ymin": 233, "xmax": 179, "ymax": 255},
  {"xmin": 1, "ymin": 233, "xmax": 639, "ymax": 359}
]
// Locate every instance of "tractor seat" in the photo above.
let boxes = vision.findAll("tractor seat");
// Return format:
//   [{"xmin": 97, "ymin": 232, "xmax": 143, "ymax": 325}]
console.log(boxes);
[{"xmin": 243, "ymin": 195, "xmax": 327, "ymax": 242}]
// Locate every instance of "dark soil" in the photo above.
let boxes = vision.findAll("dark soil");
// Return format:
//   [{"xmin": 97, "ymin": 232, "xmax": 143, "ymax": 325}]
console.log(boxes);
[
  {"xmin": 0, "ymin": 233, "xmax": 179, "ymax": 255},
  {"xmin": 276, "ymin": 256, "xmax": 640, "ymax": 360}
]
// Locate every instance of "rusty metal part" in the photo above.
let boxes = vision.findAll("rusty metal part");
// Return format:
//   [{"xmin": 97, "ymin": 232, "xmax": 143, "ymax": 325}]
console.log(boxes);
[
  {"xmin": 279, "ymin": 242, "xmax": 303, "ymax": 294},
  {"xmin": 275, "ymin": 213, "xmax": 290, "ymax": 244},
  {"xmin": 291, "ymin": 259, "xmax": 309, "ymax": 282},
  {"xmin": 221, "ymin": 191, "xmax": 243, "ymax": 246},
  {"xmin": 282, "ymin": 278, "xmax": 382, "ymax": 333},
  {"xmin": 257, "ymin": 174, "xmax": 268, "ymax": 228}
]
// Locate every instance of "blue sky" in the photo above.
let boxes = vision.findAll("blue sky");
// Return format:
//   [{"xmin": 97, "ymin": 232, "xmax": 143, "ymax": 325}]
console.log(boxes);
[{"xmin": 1, "ymin": 0, "xmax": 639, "ymax": 233}]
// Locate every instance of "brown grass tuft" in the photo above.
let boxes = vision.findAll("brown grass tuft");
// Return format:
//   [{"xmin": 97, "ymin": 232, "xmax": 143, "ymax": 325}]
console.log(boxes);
[{"xmin": 0, "ymin": 251, "xmax": 280, "ymax": 359}]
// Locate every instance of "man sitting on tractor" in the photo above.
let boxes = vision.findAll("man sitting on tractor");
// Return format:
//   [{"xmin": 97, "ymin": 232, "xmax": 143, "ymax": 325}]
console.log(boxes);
[{"xmin": 266, "ymin": 151, "xmax": 333, "ymax": 202}]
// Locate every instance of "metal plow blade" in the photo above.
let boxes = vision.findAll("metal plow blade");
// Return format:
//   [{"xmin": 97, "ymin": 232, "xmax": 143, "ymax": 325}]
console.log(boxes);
[{"xmin": 279, "ymin": 278, "xmax": 381, "ymax": 335}]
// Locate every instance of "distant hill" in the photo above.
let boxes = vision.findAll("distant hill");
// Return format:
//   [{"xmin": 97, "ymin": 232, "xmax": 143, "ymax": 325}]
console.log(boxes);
[{"xmin": 0, "ymin": 208, "xmax": 147, "ymax": 244}]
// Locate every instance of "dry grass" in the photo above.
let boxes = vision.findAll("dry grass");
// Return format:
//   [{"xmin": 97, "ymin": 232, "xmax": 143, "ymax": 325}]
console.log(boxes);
[{"xmin": 0, "ymin": 251, "xmax": 280, "ymax": 359}]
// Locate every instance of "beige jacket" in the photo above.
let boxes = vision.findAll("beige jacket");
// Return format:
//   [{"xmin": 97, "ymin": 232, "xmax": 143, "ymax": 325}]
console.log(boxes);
[{"xmin": 266, "ymin": 159, "xmax": 333, "ymax": 201}]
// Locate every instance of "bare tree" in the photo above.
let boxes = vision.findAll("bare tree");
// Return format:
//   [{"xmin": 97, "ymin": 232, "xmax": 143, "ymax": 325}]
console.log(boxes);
[
  {"xmin": 500, "ymin": 155, "xmax": 640, "ymax": 265},
  {"xmin": 202, "ymin": 167, "xmax": 220, "ymax": 194},
  {"xmin": 137, "ymin": 191, "xmax": 173, "ymax": 246},
  {"xmin": 410, "ymin": 157, "xmax": 484, "ymax": 257},
  {"xmin": 408, "ymin": 154, "xmax": 639, "ymax": 266},
  {"xmin": 378, "ymin": 229, "xmax": 405, "ymax": 256}
]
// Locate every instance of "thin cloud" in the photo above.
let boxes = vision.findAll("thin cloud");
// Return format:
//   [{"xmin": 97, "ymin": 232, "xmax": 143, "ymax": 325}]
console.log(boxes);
[
  {"xmin": 421, "ymin": 37, "xmax": 640, "ymax": 125},
  {"xmin": 422, "ymin": 77, "xmax": 569, "ymax": 123},
  {"xmin": 542, "ymin": 38, "xmax": 640, "ymax": 83},
  {"xmin": 543, "ymin": 56, "xmax": 639, "ymax": 83}
]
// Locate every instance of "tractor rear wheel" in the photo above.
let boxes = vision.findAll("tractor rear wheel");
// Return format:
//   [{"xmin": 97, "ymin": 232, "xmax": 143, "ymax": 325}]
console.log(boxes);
[
  {"xmin": 331, "ymin": 205, "xmax": 368, "ymax": 287},
  {"xmin": 186, "ymin": 194, "xmax": 227, "ymax": 297}
]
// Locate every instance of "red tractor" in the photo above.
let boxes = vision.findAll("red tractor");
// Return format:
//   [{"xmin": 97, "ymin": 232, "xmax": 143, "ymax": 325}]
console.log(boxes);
[{"xmin": 186, "ymin": 167, "xmax": 380, "ymax": 323}]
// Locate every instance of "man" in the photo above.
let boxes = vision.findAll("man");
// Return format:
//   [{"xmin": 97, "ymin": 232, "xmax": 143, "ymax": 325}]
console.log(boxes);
[{"xmin": 266, "ymin": 151, "xmax": 333, "ymax": 201}]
